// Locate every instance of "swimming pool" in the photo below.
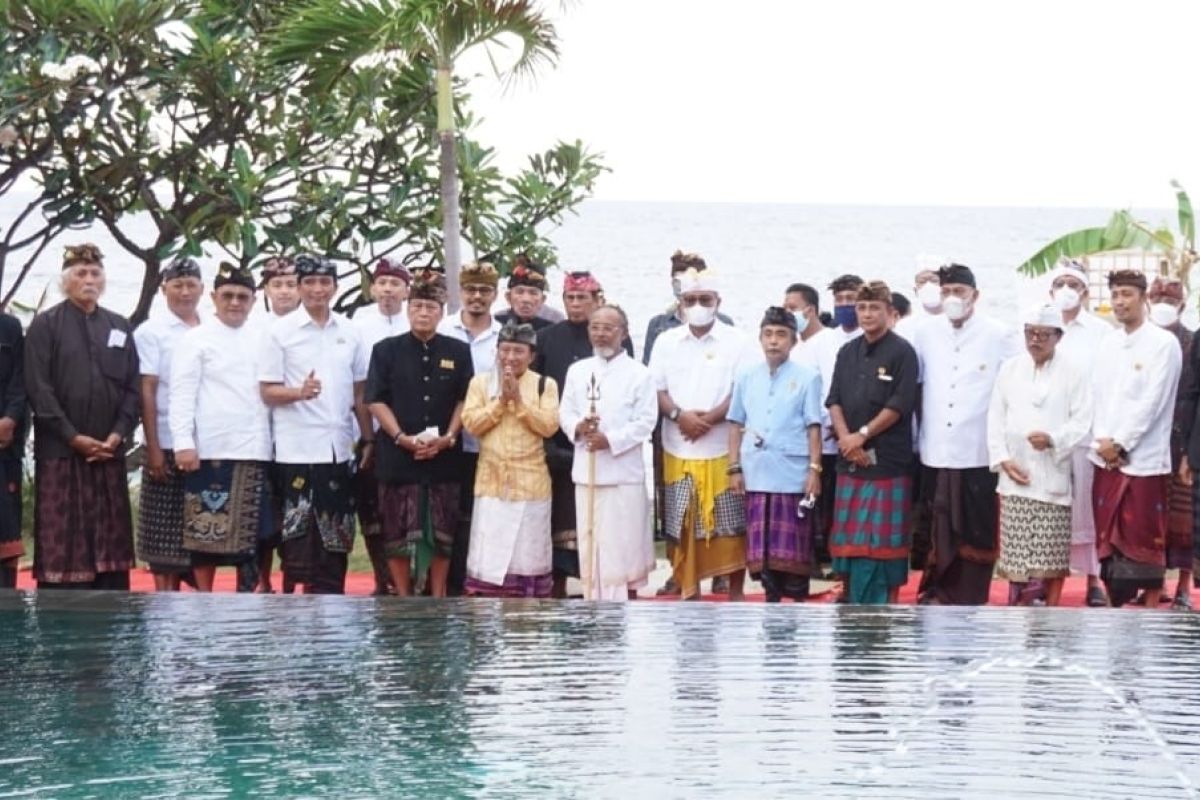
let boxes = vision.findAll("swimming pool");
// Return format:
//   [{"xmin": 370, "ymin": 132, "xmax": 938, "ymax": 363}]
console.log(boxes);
[{"xmin": 1, "ymin": 593, "xmax": 1197, "ymax": 798}]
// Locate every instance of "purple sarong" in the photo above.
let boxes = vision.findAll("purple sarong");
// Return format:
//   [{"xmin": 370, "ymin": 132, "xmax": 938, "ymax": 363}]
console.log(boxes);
[
  {"xmin": 464, "ymin": 573, "xmax": 553, "ymax": 598},
  {"xmin": 745, "ymin": 491, "xmax": 812, "ymax": 577}
]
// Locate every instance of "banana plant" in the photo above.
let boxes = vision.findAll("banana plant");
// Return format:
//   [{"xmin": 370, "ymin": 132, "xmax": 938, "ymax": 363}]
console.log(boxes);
[{"xmin": 1016, "ymin": 180, "xmax": 1197, "ymax": 289}]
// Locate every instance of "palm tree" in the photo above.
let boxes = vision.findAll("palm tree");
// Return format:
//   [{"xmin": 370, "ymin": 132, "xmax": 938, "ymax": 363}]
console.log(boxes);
[
  {"xmin": 1016, "ymin": 180, "xmax": 1197, "ymax": 290},
  {"xmin": 271, "ymin": 0, "xmax": 560, "ymax": 309}
]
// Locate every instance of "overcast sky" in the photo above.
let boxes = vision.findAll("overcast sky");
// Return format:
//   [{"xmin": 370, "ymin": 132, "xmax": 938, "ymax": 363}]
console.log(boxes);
[{"xmin": 464, "ymin": 0, "xmax": 1200, "ymax": 208}]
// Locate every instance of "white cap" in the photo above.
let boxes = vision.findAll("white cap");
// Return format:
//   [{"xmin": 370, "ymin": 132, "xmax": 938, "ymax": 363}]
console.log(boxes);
[
  {"xmin": 1023, "ymin": 304, "xmax": 1064, "ymax": 329},
  {"xmin": 1048, "ymin": 257, "xmax": 1088, "ymax": 286},
  {"xmin": 915, "ymin": 252, "xmax": 947, "ymax": 273},
  {"xmin": 676, "ymin": 267, "xmax": 720, "ymax": 295}
]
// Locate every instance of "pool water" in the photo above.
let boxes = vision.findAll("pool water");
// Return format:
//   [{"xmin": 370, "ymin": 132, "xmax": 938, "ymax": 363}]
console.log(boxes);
[{"xmin": 1, "ymin": 593, "xmax": 1198, "ymax": 798}]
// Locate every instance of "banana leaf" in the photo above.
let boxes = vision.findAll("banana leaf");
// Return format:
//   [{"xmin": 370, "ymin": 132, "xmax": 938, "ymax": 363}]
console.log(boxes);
[
  {"xmin": 1016, "ymin": 210, "xmax": 1176, "ymax": 277},
  {"xmin": 1172, "ymin": 179, "xmax": 1195, "ymax": 247}
]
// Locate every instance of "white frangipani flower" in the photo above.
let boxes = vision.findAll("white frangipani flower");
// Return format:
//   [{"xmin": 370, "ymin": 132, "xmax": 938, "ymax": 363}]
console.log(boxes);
[
  {"xmin": 155, "ymin": 20, "xmax": 196, "ymax": 53},
  {"xmin": 39, "ymin": 55, "xmax": 101, "ymax": 82}
]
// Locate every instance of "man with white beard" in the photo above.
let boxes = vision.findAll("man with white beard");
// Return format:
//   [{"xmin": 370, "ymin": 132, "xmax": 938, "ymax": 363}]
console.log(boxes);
[
  {"xmin": 1046, "ymin": 259, "xmax": 1113, "ymax": 607},
  {"xmin": 559, "ymin": 305, "xmax": 658, "ymax": 600}
]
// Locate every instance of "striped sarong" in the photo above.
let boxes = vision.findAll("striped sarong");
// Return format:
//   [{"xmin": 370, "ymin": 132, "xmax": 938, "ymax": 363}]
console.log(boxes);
[{"xmin": 830, "ymin": 474, "xmax": 911, "ymax": 560}]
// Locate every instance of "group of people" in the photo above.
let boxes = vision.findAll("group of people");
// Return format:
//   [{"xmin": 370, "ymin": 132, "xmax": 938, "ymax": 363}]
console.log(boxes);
[{"xmin": 2, "ymin": 242, "xmax": 1196, "ymax": 609}]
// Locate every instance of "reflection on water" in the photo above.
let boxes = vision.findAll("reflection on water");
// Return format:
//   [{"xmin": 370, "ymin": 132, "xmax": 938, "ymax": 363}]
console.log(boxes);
[{"xmin": 1, "ymin": 593, "xmax": 1199, "ymax": 798}]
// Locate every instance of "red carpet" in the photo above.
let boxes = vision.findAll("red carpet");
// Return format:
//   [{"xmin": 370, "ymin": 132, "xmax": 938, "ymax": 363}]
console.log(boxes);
[{"xmin": 13, "ymin": 567, "xmax": 1196, "ymax": 607}]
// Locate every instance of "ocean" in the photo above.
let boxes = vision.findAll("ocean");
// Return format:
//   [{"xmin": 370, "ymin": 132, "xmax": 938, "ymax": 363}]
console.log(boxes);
[{"xmin": 0, "ymin": 196, "xmax": 1173, "ymax": 347}]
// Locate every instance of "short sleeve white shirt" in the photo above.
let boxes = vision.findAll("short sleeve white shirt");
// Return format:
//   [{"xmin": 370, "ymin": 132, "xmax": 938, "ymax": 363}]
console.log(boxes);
[
  {"xmin": 649, "ymin": 321, "xmax": 756, "ymax": 460},
  {"xmin": 258, "ymin": 308, "xmax": 369, "ymax": 464},
  {"xmin": 133, "ymin": 310, "xmax": 199, "ymax": 450},
  {"xmin": 437, "ymin": 312, "xmax": 502, "ymax": 454}
]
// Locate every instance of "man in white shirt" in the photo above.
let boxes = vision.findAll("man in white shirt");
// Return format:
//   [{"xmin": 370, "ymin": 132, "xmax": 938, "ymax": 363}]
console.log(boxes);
[
  {"xmin": 170, "ymin": 264, "xmax": 272, "ymax": 592},
  {"xmin": 649, "ymin": 269, "xmax": 755, "ymax": 600},
  {"xmin": 987, "ymin": 304, "xmax": 1093, "ymax": 606},
  {"xmin": 1046, "ymin": 259, "xmax": 1113, "ymax": 606},
  {"xmin": 560, "ymin": 305, "xmax": 658, "ymax": 601},
  {"xmin": 352, "ymin": 257, "xmax": 413, "ymax": 595},
  {"xmin": 894, "ymin": 266, "xmax": 944, "ymax": 341},
  {"xmin": 1090, "ymin": 269, "xmax": 1182, "ymax": 607},
  {"xmin": 790, "ymin": 276, "xmax": 863, "ymax": 569},
  {"xmin": 259, "ymin": 254, "xmax": 372, "ymax": 594},
  {"xmin": 133, "ymin": 256, "xmax": 203, "ymax": 591},
  {"xmin": 259, "ymin": 256, "xmax": 299, "ymax": 317},
  {"xmin": 913, "ymin": 263, "xmax": 1020, "ymax": 605},
  {"xmin": 437, "ymin": 260, "xmax": 503, "ymax": 595},
  {"xmin": 253, "ymin": 255, "xmax": 299, "ymax": 593},
  {"xmin": 354, "ymin": 257, "xmax": 411, "ymax": 344}
]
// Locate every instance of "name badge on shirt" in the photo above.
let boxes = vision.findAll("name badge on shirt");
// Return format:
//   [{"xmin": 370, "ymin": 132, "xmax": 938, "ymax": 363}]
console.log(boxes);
[
  {"xmin": 877, "ymin": 367, "xmax": 893, "ymax": 382},
  {"xmin": 439, "ymin": 358, "xmax": 455, "ymax": 370},
  {"xmin": 107, "ymin": 329, "xmax": 127, "ymax": 348}
]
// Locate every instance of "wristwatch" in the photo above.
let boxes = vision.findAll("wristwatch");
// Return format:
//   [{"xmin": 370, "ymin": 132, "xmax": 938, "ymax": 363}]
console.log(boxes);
[
  {"xmin": 858, "ymin": 425, "xmax": 870, "ymax": 438},
  {"xmin": 668, "ymin": 407, "xmax": 681, "ymax": 422}
]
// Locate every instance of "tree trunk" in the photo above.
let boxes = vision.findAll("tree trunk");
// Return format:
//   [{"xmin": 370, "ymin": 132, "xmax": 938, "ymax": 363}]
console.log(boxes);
[
  {"xmin": 130, "ymin": 257, "xmax": 161, "ymax": 326},
  {"xmin": 436, "ymin": 65, "xmax": 462, "ymax": 312}
]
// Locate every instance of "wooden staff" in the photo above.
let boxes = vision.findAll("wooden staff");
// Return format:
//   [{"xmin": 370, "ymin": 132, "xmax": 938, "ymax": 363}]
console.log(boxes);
[{"xmin": 585, "ymin": 373, "xmax": 600, "ymax": 600}]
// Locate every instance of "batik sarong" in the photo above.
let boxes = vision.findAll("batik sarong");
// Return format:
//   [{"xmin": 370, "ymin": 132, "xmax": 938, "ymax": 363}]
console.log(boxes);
[
  {"xmin": 745, "ymin": 491, "xmax": 813, "ymax": 601},
  {"xmin": 996, "ymin": 495, "xmax": 1071, "ymax": 581},
  {"xmin": 0, "ymin": 456, "xmax": 23, "ymax": 562},
  {"xmin": 830, "ymin": 475, "xmax": 911, "ymax": 604},
  {"xmin": 379, "ymin": 481, "xmax": 460, "ymax": 580},
  {"xmin": 136, "ymin": 450, "xmax": 190, "ymax": 574},
  {"xmin": 33, "ymin": 456, "xmax": 133, "ymax": 584},
  {"xmin": 182, "ymin": 460, "xmax": 270, "ymax": 566},
  {"xmin": 276, "ymin": 461, "xmax": 357, "ymax": 594},
  {"xmin": 1093, "ymin": 467, "xmax": 1168, "ymax": 606},
  {"xmin": 1167, "ymin": 471, "xmax": 1193, "ymax": 570},
  {"xmin": 662, "ymin": 453, "xmax": 747, "ymax": 600},
  {"xmin": 355, "ymin": 460, "xmax": 391, "ymax": 592},
  {"xmin": 925, "ymin": 466, "xmax": 997, "ymax": 606}
]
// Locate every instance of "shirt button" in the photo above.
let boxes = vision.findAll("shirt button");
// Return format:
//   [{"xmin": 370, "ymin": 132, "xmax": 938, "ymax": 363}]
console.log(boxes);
[
  {"xmin": 946, "ymin": 422, "xmax": 952, "ymax": 427},
  {"xmin": 423, "ymin": 356, "xmax": 429, "ymax": 362},
  {"xmin": 424, "ymin": 395, "xmax": 430, "ymax": 402},
  {"xmin": 423, "ymin": 376, "xmax": 430, "ymax": 382},
  {"xmin": 948, "ymin": 403, "xmax": 954, "ymax": 408}
]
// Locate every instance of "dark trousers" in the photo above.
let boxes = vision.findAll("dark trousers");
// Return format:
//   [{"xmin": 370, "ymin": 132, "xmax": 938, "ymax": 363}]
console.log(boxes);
[{"xmin": 448, "ymin": 452, "xmax": 478, "ymax": 596}]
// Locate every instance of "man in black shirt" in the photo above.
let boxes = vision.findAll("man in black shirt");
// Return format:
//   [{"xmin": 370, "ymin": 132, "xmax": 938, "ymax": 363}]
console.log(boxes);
[
  {"xmin": 494, "ymin": 255, "xmax": 557, "ymax": 331},
  {"xmin": 25, "ymin": 243, "xmax": 140, "ymax": 589},
  {"xmin": 0, "ymin": 311, "xmax": 24, "ymax": 588},
  {"xmin": 826, "ymin": 280, "xmax": 919, "ymax": 604},
  {"xmin": 535, "ymin": 270, "xmax": 633, "ymax": 597},
  {"xmin": 366, "ymin": 270, "xmax": 473, "ymax": 597}
]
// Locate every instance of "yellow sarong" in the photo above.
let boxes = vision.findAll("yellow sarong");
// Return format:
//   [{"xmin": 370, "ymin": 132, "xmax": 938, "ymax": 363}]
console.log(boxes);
[{"xmin": 663, "ymin": 453, "xmax": 746, "ymax": 600}]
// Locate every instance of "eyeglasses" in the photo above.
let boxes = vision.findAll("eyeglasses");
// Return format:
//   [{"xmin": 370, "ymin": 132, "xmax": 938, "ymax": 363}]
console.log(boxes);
[
  {"xmin": 1023, "ymin": 328, "xmax": 1058, "ymax": 342},
  {"xmin": 462, "ymin": 285, "xmax": 495, "ymax": 296},
  {"xmin": 680, "ymin": 295, "xmax": 717, "ymax": 308}
]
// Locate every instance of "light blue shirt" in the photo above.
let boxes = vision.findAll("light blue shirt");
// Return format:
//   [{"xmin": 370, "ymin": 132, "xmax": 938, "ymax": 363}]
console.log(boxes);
[{"xmin": 728, "ymin": 359, "xmax": 823, "ymax": 493}]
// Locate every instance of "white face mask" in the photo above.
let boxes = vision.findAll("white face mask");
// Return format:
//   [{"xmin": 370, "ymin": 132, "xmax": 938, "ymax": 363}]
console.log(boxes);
[
  {"xmin": 1149, "ymin": 302, "xmax": 1180, "ymax": 328},
  {"xmin": 1052, "ymin": 287, "xmax": 1081, "ymax": 311},
  {"xmin": 685, "ymin": 304, "xmax": 716, "ymax": 327},
  {"xmin": 916, "ymin": 282, "xmax": 942, "ymax": 311},
  {"xmin": 942, "ymin": 295, "xmax": 970, "ymax": 322}
]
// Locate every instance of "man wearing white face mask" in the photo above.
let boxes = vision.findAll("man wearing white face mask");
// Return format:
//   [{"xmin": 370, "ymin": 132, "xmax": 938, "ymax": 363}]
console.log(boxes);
[
  {"xmin": 912, "ymin": 263, "xmax": 1021, "ymax": 605},
  {"xmin": 1046, "ymin": 259, "xmax": 1113, "ymax": 606},
  {"xmin": 1146, "ymin": 276, "xmax": 1194, "ymax": 608},
  {"xmin": 895, "ymin": 267, "xmax": 943, "ymax": 342},
  {"xmin": 649, "ymin": 268, "xmax": 756, "ymax": 600}
]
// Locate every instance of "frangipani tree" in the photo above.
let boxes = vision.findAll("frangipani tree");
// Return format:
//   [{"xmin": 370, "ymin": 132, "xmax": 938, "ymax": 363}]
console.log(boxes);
[
  {"xmin": 271, "ymin": 0, "xmax": 560, "ymax": 309},
  {"xmin": 1016, "ymin": 180, "xmax": 1197, "ymax": 290}
]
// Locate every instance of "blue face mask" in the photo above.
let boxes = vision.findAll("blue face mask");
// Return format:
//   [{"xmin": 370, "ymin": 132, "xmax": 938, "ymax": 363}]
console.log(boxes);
[{"xmin": 833, "ymin": 304, "xmax": 857, "ymax": 329}]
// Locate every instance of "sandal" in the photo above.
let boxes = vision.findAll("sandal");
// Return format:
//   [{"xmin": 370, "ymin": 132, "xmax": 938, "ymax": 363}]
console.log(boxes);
[
  {"xmin": 1086, "ymin": 586, "xmax": 1109, "ymax": 608},
  {"xmin": 1173, "ymin": 593, "xmax": 1193, "ymax": 611}
]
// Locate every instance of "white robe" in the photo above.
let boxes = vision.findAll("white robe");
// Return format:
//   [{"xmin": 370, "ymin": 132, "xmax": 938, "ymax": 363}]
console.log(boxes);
[{"xmin": 559, "ymin": 353, "xmax": 658, "ymax": 600}]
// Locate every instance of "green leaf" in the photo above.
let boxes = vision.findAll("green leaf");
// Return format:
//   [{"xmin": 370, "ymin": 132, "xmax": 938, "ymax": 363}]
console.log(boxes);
[
  {"xmin": 1015, "ymin": 227, "xmax": 1111, "ymax": 277},
  {"xmin": 1172, "ymin": 179, "xmax": 1195, "ymax": 247}
]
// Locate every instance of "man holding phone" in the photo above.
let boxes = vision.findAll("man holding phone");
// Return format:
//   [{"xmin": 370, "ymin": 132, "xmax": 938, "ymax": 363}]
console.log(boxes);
[{"xmin": 827, "ymin": 281, "xmax": 919, "ymax": 604}]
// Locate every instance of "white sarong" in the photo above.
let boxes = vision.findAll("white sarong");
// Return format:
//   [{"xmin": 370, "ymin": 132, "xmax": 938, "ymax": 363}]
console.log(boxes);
[
  {"xmin": 574, "ymin": 483, "xmax": 656, "ymax": 601},
  {"xmin": 466, "ymin": 497, "xmax": 552, "ymax": 586},
  {"xmin": 1068, "ymin": 445, "xmax": 1100, "ymax": 576}
]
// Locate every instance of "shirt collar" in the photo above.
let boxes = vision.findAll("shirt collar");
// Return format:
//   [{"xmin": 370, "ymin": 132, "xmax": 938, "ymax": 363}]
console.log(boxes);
[
  {"xmin": 453, "ymin": 313, "xmax": 501, "ymax": 337},
  {"xmin": 295, "ymin": 307, "xmax": 341, "ymax": 330}
]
